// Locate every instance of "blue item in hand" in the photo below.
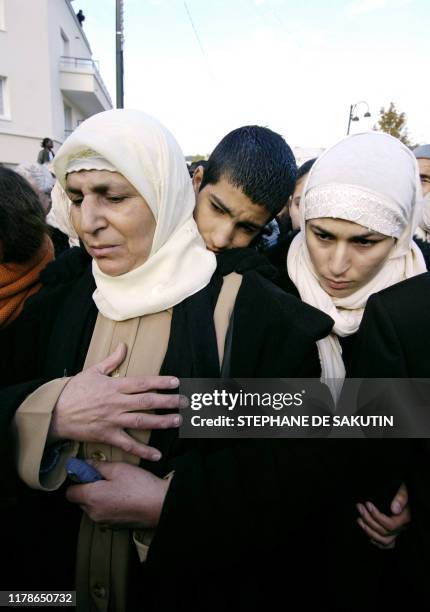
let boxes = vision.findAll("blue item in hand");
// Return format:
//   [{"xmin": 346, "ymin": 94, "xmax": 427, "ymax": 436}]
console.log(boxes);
[{"xmin": 66, "ymin": 458, "xmax": 104, "ymax": 483}]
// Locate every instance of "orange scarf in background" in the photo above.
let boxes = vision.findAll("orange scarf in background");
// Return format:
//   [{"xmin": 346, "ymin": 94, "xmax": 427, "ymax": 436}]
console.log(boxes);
[{"xmin": 0, "ymin": 235, "xmax": 55, "ymax": 327}]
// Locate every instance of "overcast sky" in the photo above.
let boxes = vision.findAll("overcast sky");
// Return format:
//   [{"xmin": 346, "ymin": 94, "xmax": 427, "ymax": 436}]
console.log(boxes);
[{"xmin": 74, "ymin": 0, "xmax": 428, "ymax": 155}]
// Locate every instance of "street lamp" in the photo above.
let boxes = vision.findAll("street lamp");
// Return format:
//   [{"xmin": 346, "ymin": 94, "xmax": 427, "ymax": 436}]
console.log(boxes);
[{"xmin": 347, "ymin": 101, "xmax": 371, "ymax": 135}]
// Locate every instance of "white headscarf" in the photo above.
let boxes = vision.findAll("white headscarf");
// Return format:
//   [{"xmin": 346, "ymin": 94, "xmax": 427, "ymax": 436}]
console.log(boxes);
[
  {"xmin": 53, "ymin": 109, "xmax": 216, "ymax": 321},
  {"xmin": 287, "ymin": 132, "xmax": 427, "ymax": 388},
  {"xmin": 47, "ymin": 182, "xmax": 80, "ymax": 247}
]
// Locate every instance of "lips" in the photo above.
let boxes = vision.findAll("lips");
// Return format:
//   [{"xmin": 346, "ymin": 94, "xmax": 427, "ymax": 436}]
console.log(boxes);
[
  {"xmin": 89, "ymin": 245, "xmax": 119, "ymax": 257},
  {"xmin": 325, "ymin": 278, "xmax": 352, "ymax": 290}
]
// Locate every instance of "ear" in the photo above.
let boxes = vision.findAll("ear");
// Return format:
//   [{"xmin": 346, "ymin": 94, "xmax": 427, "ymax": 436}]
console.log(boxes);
[{"xmin": 192, "ymin": 166, "xmax": 204, "ymax": 196}]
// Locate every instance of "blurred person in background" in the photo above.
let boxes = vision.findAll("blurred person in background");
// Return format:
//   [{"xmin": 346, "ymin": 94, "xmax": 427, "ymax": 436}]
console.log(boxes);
[
  {"xmin": 285, "ymin": 157, "xmax": 317, "ymax": 231},
  {"xmin": 15, "ymin": 163, "xmax": 71, "ymax": 256},
  {"xmin": 15, "ymin": 162, "xmax": 55, "ymax": 213},
  {"xmin": 37, "ymin": 137, "xmax": 55, "ymax": 165},
  {"xmin": 188, "ymin": 158, "xmax": 206, "ymax": 178},
  {"xmin": 0, "ymin": 167, "xmax": 54, "ymax": 328},
  {"xmin": 258, "ymin": 158, "xmax": 318, "ymax": 256},
  {"xmin": 413, "ymin": 144, "xmax": 430, "ymax": 248},
  {"xmin": 76, "ymin": 9, "xmax": 85, "ymax": 26}
]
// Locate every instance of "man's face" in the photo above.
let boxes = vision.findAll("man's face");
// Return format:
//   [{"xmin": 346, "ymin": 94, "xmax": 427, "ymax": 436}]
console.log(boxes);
[
  {"xmin": 418, "ymin": 158, "xmax": 430, "ymax": 197},
  {"xmin": 192, "ymin": 168, "xmax": 270, "ymax": 252}
]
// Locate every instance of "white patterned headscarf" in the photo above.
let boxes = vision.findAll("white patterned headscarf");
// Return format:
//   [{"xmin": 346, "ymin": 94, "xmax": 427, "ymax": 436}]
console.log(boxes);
[
  {"xmin": 287, "ymin": 132, "xmax": 426, "ymax": 390},
  {"xmin": 53, "ymin": 109, "xmax": 216, "ymax": 321}
]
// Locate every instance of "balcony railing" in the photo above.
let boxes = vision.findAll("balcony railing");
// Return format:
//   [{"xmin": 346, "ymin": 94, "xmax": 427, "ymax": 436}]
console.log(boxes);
[{"xmin": 60, "ymin": 56, "xmax": 112, "ymax": 106}]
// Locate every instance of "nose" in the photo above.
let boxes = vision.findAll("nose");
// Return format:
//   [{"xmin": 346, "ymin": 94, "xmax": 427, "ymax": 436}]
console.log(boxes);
[
  {"xmin": 211, "ymin": 223, "xmax": 233, "ymax": 251},
  {"xmin": 328, "ymin": 242, "xmax": 351, "ymax": 277},
  {"xmin": 78, "ymin": 196, "xmax": 106, "ymax": 235}
]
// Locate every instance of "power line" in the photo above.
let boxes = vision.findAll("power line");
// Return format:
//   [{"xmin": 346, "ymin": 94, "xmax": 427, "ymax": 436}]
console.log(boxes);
[
  {"xmin": 183, "ymin": 1, "xmax": 215, "ymax": 80},
  {"xmin": 249, "ymin": 0, "xmax": 285, "ymax": 29}
]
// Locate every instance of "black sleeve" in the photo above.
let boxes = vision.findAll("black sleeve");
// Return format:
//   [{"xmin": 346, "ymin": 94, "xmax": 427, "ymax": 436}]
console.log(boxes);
[
  {"xmin": 230, "ymin": 271, "xmax": 333, "ymax": 378},
  {"xmin": 0, "ymin": 380, "xmax": 50, "ymax": 430},
  {"xmin": 347, "ymin": 292, "xmax": 407, "ymax": 378},
  {"xmin": 146, "ymin": 436, "xmax": 406, "ymax": 573},
  {"xmin": 0, "ymin": 251, "xmax": 95, "ymax": 440}
]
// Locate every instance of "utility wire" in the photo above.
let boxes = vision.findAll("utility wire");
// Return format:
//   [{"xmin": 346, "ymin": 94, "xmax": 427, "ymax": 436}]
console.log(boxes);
[
  {"xmin": 183, "ymin": 1, "xmax": 216, "ymax": 81},
  {"xmin": 249, "ymin": 0, "xmax": 285, "ymax": 29}
]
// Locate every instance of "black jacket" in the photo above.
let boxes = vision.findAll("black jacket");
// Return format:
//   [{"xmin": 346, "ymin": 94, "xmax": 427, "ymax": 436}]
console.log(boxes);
[
  {"xmin": 347, "ymin": 273, "xmax": 430, "ymax": 605},
  {"xmin": 348, "ymin": 272, "xmax": 430, "ymax": 378}
]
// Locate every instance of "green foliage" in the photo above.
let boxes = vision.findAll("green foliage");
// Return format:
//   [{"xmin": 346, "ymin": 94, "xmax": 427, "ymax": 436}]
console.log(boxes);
[
  {"xmin": 374, "ymin": 102, "xmax": 411, "ymax": 147},
  {"xmin": 191, "ymin": 153, "xmax": 207, "ymax": 162}
]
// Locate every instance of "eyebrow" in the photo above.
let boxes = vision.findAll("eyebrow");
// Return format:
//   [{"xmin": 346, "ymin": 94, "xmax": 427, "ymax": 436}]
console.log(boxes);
[
  {"xmin": 66, "ymin": 183, "xmax": 128, "ymax": 195},
  {"xmin": 310, "ymin": 223, "xmax": 381, "ymax": 239},
  {"xmin": 210, "ymin": 194, "xmax": 267, "ymax": 231}
]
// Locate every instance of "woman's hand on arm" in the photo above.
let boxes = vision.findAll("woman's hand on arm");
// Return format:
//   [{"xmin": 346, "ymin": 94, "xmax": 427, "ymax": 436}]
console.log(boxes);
[
  {"xmin": 356, "ymin": 482, "xmax": 410, "ymax": 549},
  {"xmin": 48, "ymin": 343, "xmax": 185, "ymax": 461},
  {"xmin": 66, "ymin": 461, "xmax": 170, "ymax": 528}
]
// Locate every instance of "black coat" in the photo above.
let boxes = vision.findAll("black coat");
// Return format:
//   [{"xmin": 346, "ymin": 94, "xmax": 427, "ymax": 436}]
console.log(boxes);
[
  {"xmin": 0, "ymin": 248, "xmax": 408, "ymax": 611},
  {"xmin": 268, "ymin": 239, "xmax": 429, "ymax": 609},
  {"xmin": 347, "ymin": 272, "xmax": 430, "ymax": 606},
  {"xmin": 348, "ymin": 272, "xmax": 430, "ymax": 378}
]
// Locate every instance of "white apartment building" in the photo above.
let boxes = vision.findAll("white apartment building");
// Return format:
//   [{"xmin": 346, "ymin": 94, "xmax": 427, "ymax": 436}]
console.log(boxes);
[{"xmin": 0, "ymin": 0, "xmax": 112, "ymax": 166}]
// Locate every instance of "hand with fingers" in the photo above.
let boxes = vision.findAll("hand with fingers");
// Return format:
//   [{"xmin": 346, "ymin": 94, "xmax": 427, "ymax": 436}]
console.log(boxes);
[
  {"xmin": 357, "ymin": 482, "xmax": 411, "ymax": 549},
  {"xmin": 66, "ymin": 460, "xmax": 170, "ymax": 528},
  {"xmin": 48, "ymin": 342, "xmax": 186, "ymax": 462}
]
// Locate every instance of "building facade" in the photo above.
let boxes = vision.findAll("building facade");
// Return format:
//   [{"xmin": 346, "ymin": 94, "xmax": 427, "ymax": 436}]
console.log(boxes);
[{"xmin": 0, "ymin": 0, "xmax": 112, "ymax": 166}]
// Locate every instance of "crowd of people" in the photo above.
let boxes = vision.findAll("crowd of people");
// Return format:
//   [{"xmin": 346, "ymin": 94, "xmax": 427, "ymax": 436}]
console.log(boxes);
[{"xmin": 1, "ymin": 109, "xmax": 430, "ymax": 611}]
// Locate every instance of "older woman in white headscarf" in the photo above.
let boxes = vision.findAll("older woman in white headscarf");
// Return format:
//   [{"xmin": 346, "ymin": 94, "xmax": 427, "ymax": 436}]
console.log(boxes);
[
  {"xmin": 6, "ymin": 109, "xmax": 217, "ymax": 609},
  {"xmin": 53, "ymin": 109, "xmax": 216, "ymax": 318},
  {"xmin": 286, "ymin": 131, "xmax": 426, "ymax": 550}
]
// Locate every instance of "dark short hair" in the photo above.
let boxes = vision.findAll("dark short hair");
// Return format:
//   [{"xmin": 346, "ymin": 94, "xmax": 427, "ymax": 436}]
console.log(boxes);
[
  {"xmin": 41, "ymin": 137, "xmax": 52, "ymax": 148},
  {"xmin": 200, "ymin": 125, "xmax": 297, "ymax": 217},
  {"xmin": 0, "ymin": 166, "xmax": 47, "ymax": 263},
  {"xmin": 297, "ymin": 158, "xmax": 317, "ymax": 181},
  {"xmin": 189, "ymin": 159, "xmax": 207, "ymax": 178}
]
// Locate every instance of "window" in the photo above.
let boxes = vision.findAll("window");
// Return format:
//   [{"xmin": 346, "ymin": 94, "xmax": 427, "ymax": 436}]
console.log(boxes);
[
  {"xmin": 60, "ymin": 28, "xmax": 70, "ymax": 56},
  {"xmin": 0, "ymin": 0, "xmax": 5, "ymax": 31},
  {"xmin": 0, "ymin": 77, "xmax": 8, "ymax": 118},
  {"xmin": 64, "ymin": 102, "xmax": 72, "ymax": 138}
]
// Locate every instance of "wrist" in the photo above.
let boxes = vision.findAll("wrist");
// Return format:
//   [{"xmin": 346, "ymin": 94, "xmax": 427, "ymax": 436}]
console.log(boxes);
[
  {"xmin": 48, "ymin": 377, "xmax": 73, "ymax": 443},
  {"xmin": 47, "ymin": 412, "xmax": 61, "ymax": 444},
  {"xmin": 146, "ymin": 474, "xmax": 172, "ymax": 528}
]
